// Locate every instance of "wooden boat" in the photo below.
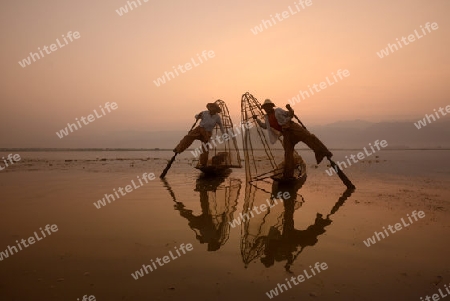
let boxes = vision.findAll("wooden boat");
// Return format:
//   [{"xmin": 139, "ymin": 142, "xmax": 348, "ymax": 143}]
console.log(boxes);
[{"xmin": 195, "ymin": 151, "xmax": 232, "ymax": 175}]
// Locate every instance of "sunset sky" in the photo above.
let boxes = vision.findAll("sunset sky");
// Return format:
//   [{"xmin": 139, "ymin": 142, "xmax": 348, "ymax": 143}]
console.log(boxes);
[{"xmin": 1, "ymin": 0, "xmax": 449, "ymax": 147}]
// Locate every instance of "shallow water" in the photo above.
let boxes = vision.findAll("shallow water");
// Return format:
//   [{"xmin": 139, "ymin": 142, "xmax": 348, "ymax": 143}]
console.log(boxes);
[{"xmin": 0, "ymin": 150, "xmax": 449, "ymax": 300}]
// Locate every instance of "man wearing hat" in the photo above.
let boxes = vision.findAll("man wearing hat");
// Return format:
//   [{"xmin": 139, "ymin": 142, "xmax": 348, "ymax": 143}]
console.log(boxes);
[
  {"xmin": 254, "ymin": 99, "xmax": 332, "ymax": 179},
  {"xmin": 174, "ymin": 102, "xmax": 225, "ymax": 167}
]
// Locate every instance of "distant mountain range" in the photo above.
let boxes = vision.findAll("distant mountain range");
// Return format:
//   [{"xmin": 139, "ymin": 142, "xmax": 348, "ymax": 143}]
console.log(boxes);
[
  {"xmin": 2, "ymin": 119, "xmax": 449, "ymax": 149},
  {"xmin": 102, "ymin": 119, "xmax": 450, "ymax": 149},
  {"xmin": 311, "ymin": 119, "xmax": 450, "ymax": 149}
]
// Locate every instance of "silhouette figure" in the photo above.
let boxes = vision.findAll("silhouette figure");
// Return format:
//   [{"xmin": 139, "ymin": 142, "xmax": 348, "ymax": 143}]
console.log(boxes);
[
  {"xmin": 241, "ymin": 177, "xmax": 354, "ymax": 271},
  {"xmin": 162, "ymin": 174, "xmax": 241, "ymax": 251}
]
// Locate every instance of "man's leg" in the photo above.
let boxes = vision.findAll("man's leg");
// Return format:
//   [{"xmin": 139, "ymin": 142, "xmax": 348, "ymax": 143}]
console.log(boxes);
[
  {"xmin": 174, "ymin": 127, "xmax": 202, "ymax": 154},
  {"xmin": 288, "ymin": 122, "xmax": 332, "ymax": 164},
  {"xmin": 283, "ymin": 131, "xmax": 296, "ymax": 178},
  {"xmin": 198, "ymin": 129, "xmax": 212, "ymax": 166}
]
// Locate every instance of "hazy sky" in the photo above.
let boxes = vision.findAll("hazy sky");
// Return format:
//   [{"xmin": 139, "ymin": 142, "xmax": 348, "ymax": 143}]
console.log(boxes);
[{"xmin": 1, "ymin": 0, "xmax": 449, "ymax": 147}]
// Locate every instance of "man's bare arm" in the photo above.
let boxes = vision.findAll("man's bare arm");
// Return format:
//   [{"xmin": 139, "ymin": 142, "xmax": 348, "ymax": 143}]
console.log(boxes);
[{"xmin": 253, "ymin": 115, "xmax": 267, "ymax": 129}]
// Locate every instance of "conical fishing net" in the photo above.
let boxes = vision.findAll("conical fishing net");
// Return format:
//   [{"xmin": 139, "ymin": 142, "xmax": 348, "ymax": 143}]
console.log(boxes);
[
  {"xmin": 240, "ymin": 182, "xmax": 286, "ymax": 267},
  {"xmin": 240, "ymin": 180, "xmax": 353, "ymax": 271},
  {"xmin": 240, "ymin": 92, "xmax": 306, "ymax": 182},
  {"xmin": 165, "ymin": 176, "xmax": 242, "ymax": 252},
  {"xmin": 193, "ymin": 99, "xmax": 242, "ymax": 169}
]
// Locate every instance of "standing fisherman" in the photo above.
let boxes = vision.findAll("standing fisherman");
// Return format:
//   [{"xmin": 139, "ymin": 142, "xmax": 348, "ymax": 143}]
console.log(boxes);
[
  {"xmin": 174, "ymin": 102, "xmax": 225, "ymax": 168},
  {"xmin": 254, "ymin": 99, "xmax": 332, "ymax": 179}
]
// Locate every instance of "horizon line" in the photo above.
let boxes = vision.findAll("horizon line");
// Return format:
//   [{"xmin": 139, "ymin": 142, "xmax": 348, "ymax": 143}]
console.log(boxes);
[{"xmin": 1, "ymin": 147, "xmax": 449, "ymax": 152}]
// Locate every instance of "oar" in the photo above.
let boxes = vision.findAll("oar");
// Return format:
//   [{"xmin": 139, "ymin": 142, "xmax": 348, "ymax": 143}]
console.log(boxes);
[
  {"xmin": 160, "ymin": 118, "xmax": 199, "ymax": 179},
  {"xmin": 286, "ymin": 104, "xmax": 356, "ymax": 190}
]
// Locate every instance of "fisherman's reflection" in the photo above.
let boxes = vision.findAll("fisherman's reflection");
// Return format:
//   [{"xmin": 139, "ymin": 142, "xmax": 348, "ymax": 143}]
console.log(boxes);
[
  {"xmin": 242, "ymin": 177, "xmax": 353, "ymax": 271},
  {"xmin": 172, "ymin": 174, "xmax": 241, "ymax": 251}
]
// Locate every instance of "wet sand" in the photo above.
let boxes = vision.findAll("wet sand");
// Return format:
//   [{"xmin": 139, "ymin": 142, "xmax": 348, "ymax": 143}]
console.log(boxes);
[{"xmin": 0, "ymin": 150, "xmax": 449, "ymax": 300}]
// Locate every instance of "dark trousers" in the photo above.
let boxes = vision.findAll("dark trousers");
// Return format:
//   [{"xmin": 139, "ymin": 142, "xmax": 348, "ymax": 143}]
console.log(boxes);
[
  {"xmin": 282, "ymin": 121, "xmax": 331, "ymax": 178},
  {"xmin": 174, "ymin": 126, "xmax": 212, "ymax": 165}
]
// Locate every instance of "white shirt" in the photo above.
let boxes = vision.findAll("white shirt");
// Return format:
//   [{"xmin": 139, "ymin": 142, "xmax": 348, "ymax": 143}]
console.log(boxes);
[
  {"xmin": 257, "ymin": 108, "xmax": 292, "ymax": 144},
  {"xmin": 273, "ymin": 108, "xmax": 292, "ymax": 126},
  {"xmin": 195, "ymin": 111, "xmax": 225, "ymax": 133}
]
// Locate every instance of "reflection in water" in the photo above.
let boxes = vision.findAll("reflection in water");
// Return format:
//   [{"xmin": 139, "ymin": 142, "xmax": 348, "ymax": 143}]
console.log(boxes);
[
  {"xmin": 241, "ymin": 178, "xmax": 354, "ymax": 272},
  {"xmin": 162, "ymin": 173, "xmax": 242, "ymax": 251}
]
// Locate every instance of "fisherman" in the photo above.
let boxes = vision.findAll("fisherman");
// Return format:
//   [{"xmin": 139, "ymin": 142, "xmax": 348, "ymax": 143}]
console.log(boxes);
[
  {"xmin": 174, "ymin": 102, "xmax": 225, "ymax": 168},
  {"xmin": 253, "ymin": 99, "xmax": 332, "ymax": 179}
]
